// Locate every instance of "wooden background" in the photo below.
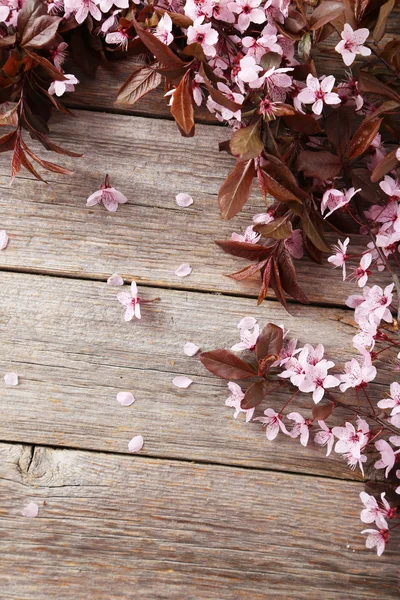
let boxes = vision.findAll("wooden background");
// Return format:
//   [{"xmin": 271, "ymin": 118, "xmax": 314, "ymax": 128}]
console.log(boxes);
[{"xmin": 1, "ymin": 21, "xmax": 400, "ymax": 599}]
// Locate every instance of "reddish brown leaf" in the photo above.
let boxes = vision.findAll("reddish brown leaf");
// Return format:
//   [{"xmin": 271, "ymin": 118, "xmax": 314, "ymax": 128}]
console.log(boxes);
[
  {"xmin": 199, "ymin": 349, "xmax": 256, "ymax": 380},
  {"xmin": 132, "ymin": 17, "xmax": 185, "ymax": 69},
  {"xmin": 302, "ymin": 209, "xmax": 331, "ymax": 253},
  {"xmin": 183, "ymin": 43, "xmax": 205, "ymax": 61},
  {"xmin": 218, "ymin": 159, "xmax": 255, "ymax": 219},
  {"xmin": 116, "ymin": 65, "xmax": 162, "ymax": 106},
  {"xmin": 156, "ymin": 10, "xmax": 193, "ymax": 28},
  {"xmin": 230, "ymin": 120, "xmax": 263, "ymax": 161},
  {"xmin": 373, "ymin": 0, "xmax": 395, "ymax": 44},
  {"xmin": 277, "ymin": 246, "xmax": 310, "ymax": 304},
  {"xmin": 0, "ymin": 34, "xmax": 16, "ymax": 48},
  {"xmin": 312, "ymin": 402, "xmax": 333, "ymax": 421},
  {"xmin": 283, "ymin": 113, "xmax": 322, "ymax": 134},
  {"xmin": 370, "ymin": 148, "xmax": 399, "ymax": 182},
  {"xmin": 0, "ymin": 130, "xmax": 17, "ymax": 153},
  {"xmin": 215, "ymin": 240, "xmax": 272, "ymax": 261},
  {"xmin": 270, "ymin": 258, "xmax": 288, "ymax": 310},
  {"xmin": 358, "ymin": 71, "xmax": 400, "ymax": 102},
  {"xmin": 20, "ymin": 149, "xmax": 46, "ymax": 182},
  {"xmin": 297, "ymin": 150, "xmax": 342, "ymax": 180},
  {"xmin": 228, "ymin": 258, "xmax": 270, "ymax": 281},
  {"xmin": 21, "ymin": 15, "xmax": 61, "ymax": 48},
  {"xmin": 10, "ymin": 135, "xmax": 21, "ymax": 184},
  {"xmin": 32, "ymin": 130, "xmax": 82, "ymax": 157},
  {"xmin": 199, "ymin": 64, "xmax": 242, "ymax": 113},
  {"xmin": 309, "ymin": 1, "xmax": 344, "ymax": 30},
  {"xmin": 254, "ymin": 214, "xmax": 293, "ymax": 240},
  {"xmin": 0, "ymin": 103, "xmax": 19, "ymax": 127},
  {"xmin": 256, "ymin": 323, "xmax": 283, "ymax": 362},
  {"xmin": 257, "ymin": 169, "xmax": 302, "ymax": 204},
  {"xmin": 241, "ymin": 380, "xmax": 269, "ymax": 410},
  {"xmin": 171, "ymin": 70, "xmax": 195, "ymax": 137},
  {"xmin": 363, "ymin": 100, "xmax": 400, "ymax": 123},
  {"xmin": 22, "ymin": 142, "xmax": 73, "ymax": 176},
  {"xmin": 347, "ymin": 118, "xmax": 383, "ymax": 161},
  {"xmin": 24, "ymin": 50, "xmax": 66, "ymax": 81},
  {"xmin": 325, "ymin": 108, "xmax": 351, "ymax": 159},
  {"xmin": 258, "ymin": 259, "xmax": 272, "ymax": 305},
  {"xmin": 351, "ymin": 168, "xmax": 386, "ymax": 203}
]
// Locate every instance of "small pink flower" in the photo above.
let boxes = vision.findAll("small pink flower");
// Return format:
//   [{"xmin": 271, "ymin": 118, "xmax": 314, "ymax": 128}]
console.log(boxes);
[
  {"xmin": 353, "ymin": 252, "xmax": 372, "ymax": 288},
  {"xmin": 21, "ymin": 502, "xmax": 39, "ymax": 518},
  {"xmin": 374, "ymin": 439, "xmax": 400, "ymax": 478},
  {"xmin": 237, "ymin": 316, "xmax": 257, "ymax": 330},
  {"xmin": 230, "ymin": 0, "xmax": 266, "ymax": 33},
  {"xmin": 379, "ymin": 175, "xmax": 400, "ymax": 199},
  {"xmin": 297, "ymin": 74, "xmax": 340, "ymax": 115},
  {"xmin": 332, "ymin": 418, "xmax": 370, "ymax": 459},
  {"xmin": 154, "ymin": 13, "xmax": 174, "ymax": 46},
  {"xmin": 314, "ymin": 421, "xmax": 335, "ymax": 456},
  {"xmin": 173, "ymin": 375, "xmax": 193, "ymax": 388},
  {"xmin": 64, "ymin": 0, "xmax": 101, "ymax": 24},
  {"xmin": 105, "ymin": 30, "xmax": 130, "ymax": 50},
  {"xmin": 339, "ymin": 346, "xmax": 377, "ymax": 392},
  {"xmin": 253, "ymin": 213, "xmax": 274, "ymax": 225},
  {"xmin": 335, "ymin": 24, "xmax": 371, "ymax": 66},
  {"xmin": 360, "ymin": 492, "xmax": 393, "ymax": 529},
  {"xmin": 237, "ymin": 55, "xmax": 263, "ymax": 85},
  {"xmin": 287, "ymin": 412, "xmax": 310, "ymax": 446},
  {"xmin": 187, "ymin": 16, "xmax": 218, "ymax": 57},
  {"xmin": 99, "ymin": 0, "xmax": 128, "ymax": 11},
  {"xmin": 378, "ymin": 382, "xmax": 400, "ymax": 416},
  {"xmin": 361, "ymin": 528, "xmax": 389, "ymax": 556},
  {"xmin": 328, "ymin": 237, "xmax": 349, "ymax": 280},
  {"xmin": 117, "ymin": 281, "xmax": 141, "ymax": 321},
  {"xmin": 225, "ymin": 381, "xmax": 255, "ymax": 422},
  {"xmin": 49, "ymin": 74, "xmax": 79, "ymax": 97},
  {"xmin": 298, "ymin": 360, "xmax": 340, "ymax": 403},
  {"xmin": 231, "ymin": 225, "xmax": 261, "ymax": 244},
  {"xmin": 51, "ymin": 42, "xmax": 68, "ymax": 70},
  {"xmin": 254, "ymin": 408, "xmax": 288, "ymax": 440},
  {"xmin": 128, "ymin": 435, "xmax": 144, "ymax": 453},
  {"xmin": 321, "ymin": 187, "xmax": 358, "ymax": 218},
  {"xmin": 86, "ymin": 175, "xmax": 128, "ymax": 212},
  {"xmin": 231, "ymin": 324, "xmax": 260, "ymax": 352}
]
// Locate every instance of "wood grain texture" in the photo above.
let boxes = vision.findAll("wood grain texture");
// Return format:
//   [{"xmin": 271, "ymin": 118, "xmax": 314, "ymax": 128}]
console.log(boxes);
[
  {"xmin": 0, "ymin": 270, "xmax": 395, "ymax": 479},
  {"xmin": 1, "ymin": 442, "xmax": 399, "ymax": 600},
  {"xmin": 0, "ymin": 109, "xmax": 387, "ymax": 306}
]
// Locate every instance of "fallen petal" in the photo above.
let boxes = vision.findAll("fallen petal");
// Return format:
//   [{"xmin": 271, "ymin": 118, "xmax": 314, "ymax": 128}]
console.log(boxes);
[
  {"xmin": 21, "ymin": 502, "xmax": 39, "ymax": 518},
  {"xmin": 173, "ymin": 375, "xmax": 193, "ymax": 388},
  {"xmin": 175, "ymin": 193, "xmax": 194, "ymax": 207},
  {"xmin": 4, "ymin": 372, "xmax": 18, "ymax": 386},
  {"xmin": 117, "ymin": 391, "xmax": 136, "ymax": 406},
  {"xmin": 128, "ymin": 435, "xmax": 144, "ymax": 453},
  {"xmin": 107, "ymin": 273, "xmax": 124, "ymax": 286},
  {"xmin": 237, "ymin": 317, "xmax": 257, "ymax": 330},
  {"xmin": 0, "ymin": 230, "xmax": 8, "ymax": 250},
  {"xmin": 184, "ymin": 342, "xmax": 200, "ymax": 356},
  {"xmin": 175, "ymin": 263, "xmax": 192, "ymax": 277}
]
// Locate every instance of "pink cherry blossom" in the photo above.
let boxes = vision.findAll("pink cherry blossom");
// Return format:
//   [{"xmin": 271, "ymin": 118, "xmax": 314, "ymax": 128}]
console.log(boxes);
[
  {"xmin": 360, "ymin": 492, "xmax": 393, "ymax": 529},
  {"xmin": 237, "ymin": 55, "xmax": 263, "ymax": 86},
  {"xmin": 154, "ymin": 13, "xmax": 174, "ymax": 46},
  {"xmin": 361, "ymin": 528, "xmax": 389, "ymax": 556},
  {"xmin": 335, "ymin": 24, "xmax": 371, "ymax": 66},
  {"xmin": 379, "ymin": 175, "xmax": 400, "ymax": 199},
  {"xmin": 242, "ymin": 29, "xmax": 281, "ymax": 62},
  {"xmin": 107, "ymin": 273, "xmax": 124, "ymax": 286},
  {"xmin": 86, "ymin": 175, "xmax": 128, "ymax": 212},
  {"xmin": 21, "ymin": 502, "xmax": 39, "ymax": 518},
  {"xmin": 231, "ymin": 324, "xmax": 260, "ymax": 352},
  {"xmin": 128, "ymin": 435, "xmax": 144, "ymax": 453},
  {"xmin": 298, "ymin": 360, "xmax": 340, "ymax": 403},
  {"xmin": 51, "ymin": 42, "xmax": 68, "ymax": 70},
  {"xmin": 184, "ymin": 342, "xmax": 200, "ymax": 356},
  {"xmin": 297, "ymin": 74, "xmax": 340, "ymax": 115},
  {"xmin": 117, "ymin": 281, "xmax": 141, "ymax": 321},
  {"xmin": 254, "ymin": 408, "xmax": 288, "ymax": 440},
  {"xmin": 332, "ymin": 418, "xmax": 370, "ymax": 459},
  {"xmin": 377, "ymin": 382, "xmax": 400, "ymax": 416},
  {"xmin": 353, "ymin": 252, "xmax": 372, "ymax": 288},
  {"xmin": 314, "ymin": 421, "xmax": 335, "ymax": 456},
  {"xmin": 231, "ymin": 225, "xmax": 261, "ymax": 244},
  {"xmin": 173, "ymin": 375, "xmax": 193, "ymax": 388},
  {"xmin": 230, "ymin": 0, "xmax": 266, "ymax": 33},
  {"xmin": 339, "ymin": 348, "xmax": 377, "ymax": 392},
  {"xmin": 175, "ymin": 193, "xmax": 194, "ymax": 207},
  {"xmin": 253, "ymin": 212, "xmax": 274, "ymax": 225},
  {"xmin": 175, "ymin": 263, "xmax": 192, "ymax": 277},
  {"xmin": 328, "ymin": 238, "xmax": 350, "ymax": 280},
  {"xmin": 105, "ymin": 30, "xmax": 130, "ymax": 50},
  {"xmin": 49, "ymin": 74, "xmax": 79, "ymax": 97},
  {"xmin": 321, "ymin": 187, "xmax": 358, "ymax": 218},
  {"xmin": 187, "ymin": 16, "xmax": 218, "ymax": 57},
  {"xmin": 238, "ymin": 316, "xmax": 257, "ymax": 330},
  {"xmin": 64, "ymin": 0, "xmax": 101, "ymax": 23},
  {"xmin": 225, "ymin": 381, "xmax": 255, "ymax": 422},
  {"xmin": 99, "ymin": 0, "xmax": 128, "ymax": 11},
  {"xmin": 0, "ymin": 230, "xmax": 8, "ymax": 250},
  {"xmin": 4, "ymin": 372, "xmax": 18, "ymax": 386},
  {"xmin": 117, "ymin": 391, "xmax": 136, "ymax": 406},
  {"xmin": 287, "ymin": 412, "xmax": 310, "ymax": 446},
  {"xmin": 374, "ymin": 439, "xmax": 400, "ymax": 477}
]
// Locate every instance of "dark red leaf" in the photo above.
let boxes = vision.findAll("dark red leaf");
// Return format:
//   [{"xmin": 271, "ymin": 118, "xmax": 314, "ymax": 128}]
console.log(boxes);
[
  {"xmin": 347, "ymin": 118, "xmax": 383, "ymax": 161},
  {"xmin": 325, "ymin": 108, "xmax": 351, "ymax": 159},
  {"xmin": 370, "ymin": 149, "xmax": 399, "ymax": 182},
  {"xmin": 270, "ymin": 258, "xmax": 288, "ymax": 310},
  {"xmin": 254, "ymin": 214, "xmax": 293, "ymax": 240},
  {"xmin": 215, "ymin": 240, "xmax": 272, "ymax": 261},
  {"xmin": 297, "ymin": 150, "xmax": 342, "ymax": 180},
  {"xmin": 241, "ymin": 380, "xmax": 269, "ymax": 410},
  {"xmin": 258, "ymin": 259, "xmax": 272, "ymax": 305},
  {"xmin": 302, "ymin": 209, "xmax": 331, "ymax": 253},
  {"xmin": 199, "ymin": 64, "xmax": 242, "ymax": 113},
  {"xmin": 22, "ymin": 142, "xmax": 73, "ymax": 176},
  {"xmin": 228, "ymin": 258, "xmax": 270, "ymax": 281},
  {"xmin": 309, "ymin": 1, "xmax": 344, "ymax": 30},
  {"xmin": 373, "ymin": 0, "xmax": 395, "ymax": 44},
  {"xmin": 199, "ymin": 349, "xmax": 256, "ymax": 379},
  {"xmin": 116, "ymin": 64, "xmax": 162, "ymax": 106},
  {"xmin": 21, "ymin": 15, "xmax": 61, "ymax": 48},
  {"xmin": 171, "ymin": 70, "xmax": 195, "ymax": 136},
  {"xmin": 277, "ymin": 246, "xmax": 310, "ymax": 304},
  {"xmin": 256, "ymin": 323, "xmax": 283, "ymax": 362},
  {"xmin": 283, "ymin": 113, "xmax": 322, "ymax": 134},
  {"xmin": 25, "ymin": 49, "xmax": 66, "ymax": 81},
  {"xmin": 358, "ymin": 71, "xmax": 400, "ymax": 102},
  {"xmin": 257, "ymin": 169, "xmax": 302, "ymax": 203},
  {"xmin": 218, "ymin": 159, "xmax": 255, "ymax": 219},
  {"xmin": 132, "ymin": 17, "xmax": 185, "ymax": 69},
  {"xmin": 312, "ymin": 402, "xmax": 333, "ymax": 421}
]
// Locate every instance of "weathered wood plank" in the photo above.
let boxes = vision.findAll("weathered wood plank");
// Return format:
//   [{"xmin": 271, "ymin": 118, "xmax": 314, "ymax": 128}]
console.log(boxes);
[
  {"xmin": 0, "ymin": 110, "xmax": 387, "ymax": 306},
  {"xmin": 0, "ymin": 443, "xmax": 398, "ymax": 599},
  {"xmin": 0, "ymin": 270, "xmax": 394, "ymax": 479}
]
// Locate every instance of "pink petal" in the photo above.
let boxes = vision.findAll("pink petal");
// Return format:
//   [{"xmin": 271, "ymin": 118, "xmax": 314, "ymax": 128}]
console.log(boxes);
[
  {"xmin": 128, "ymin": 435, "xmax": 144, "ymax": 453},
  {"xmin": 4, "ymin": 372, "xmax": 18, "ymax": 386},
  {"xmin": 184, "ymin": 342, "xmax": 200, "ymax": 356},
  {"xmin": 116, "ymin": 392, "xmax": 136, "ymax": 406},
  {"xmin": 0, "ymin": 230, "xmax": 8, "ymax": 250},
  {"xmin": 21, "ymin": 502, "xmax": 39, "ymax": 518},
  {"xmin": 175, "ymin": 193, "xmax": 194, "ymax": 207},
  {"xmin": 107, "ymin": 273, "xmax": 124, "ymax": 286},
  {"xmin": 86, "ymin": 190, "xmax": 102, "ymax": 207},
  {"xmin": 175, "ymin": 263, "xmax": 192, "ymax": 277},
  {"xmin": 173, "ymin": 375, "xmax": 193, "ymax": 388}
]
